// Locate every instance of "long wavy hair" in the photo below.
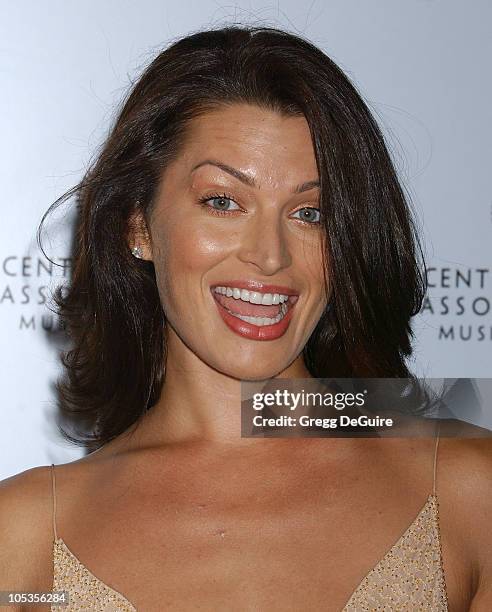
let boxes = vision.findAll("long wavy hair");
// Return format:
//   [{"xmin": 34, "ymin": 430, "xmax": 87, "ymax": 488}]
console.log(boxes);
[{"xmin": 39, "ymin": 25, "xmax": 427, "ymax": 450}]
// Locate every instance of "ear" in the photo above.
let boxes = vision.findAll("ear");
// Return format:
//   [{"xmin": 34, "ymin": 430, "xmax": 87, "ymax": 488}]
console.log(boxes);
[{"xmin": 127, "ymin": 207, "xmax": 153, "ymax": 261}]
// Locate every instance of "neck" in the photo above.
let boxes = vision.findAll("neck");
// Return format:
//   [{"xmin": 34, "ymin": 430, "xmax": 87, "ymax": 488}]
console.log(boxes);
[{"xmin": 126, "ymin": 327, "xmax": 312, "ymax": 450}]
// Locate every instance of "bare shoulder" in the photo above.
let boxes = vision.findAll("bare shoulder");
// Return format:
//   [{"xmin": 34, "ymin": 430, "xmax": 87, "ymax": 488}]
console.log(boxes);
[
  {"xmin": 437, "ymin": 419, "xmax": 492, "ymax": 608},
  {"xmin": 0, "ymin": 465, "xmax": 54, "ymax": 593},
  {"xmin": 438, "ymin": 418, "xmax": 492, "ymax": 528}
]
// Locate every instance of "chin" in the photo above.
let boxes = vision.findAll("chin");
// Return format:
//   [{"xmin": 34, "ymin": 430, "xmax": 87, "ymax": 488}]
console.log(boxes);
[{"xmin": 214, "ymin": 359, "xmax": 288, "ymax": 382}]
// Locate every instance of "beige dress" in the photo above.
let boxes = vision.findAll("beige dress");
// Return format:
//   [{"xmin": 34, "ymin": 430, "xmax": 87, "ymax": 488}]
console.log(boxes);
[{"xmin": 51, "ymin": 429, "xmax": 449, "ymax": 611}]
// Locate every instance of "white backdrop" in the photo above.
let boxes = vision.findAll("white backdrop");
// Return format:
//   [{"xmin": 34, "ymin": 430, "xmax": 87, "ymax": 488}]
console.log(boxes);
[{"xmin": 1, "ymin": 0, "xmax": 490, "ymax": 480}]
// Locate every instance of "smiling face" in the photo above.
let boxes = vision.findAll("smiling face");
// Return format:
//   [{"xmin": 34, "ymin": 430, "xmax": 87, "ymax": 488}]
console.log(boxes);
[{"xmin": 135, "ymin": 103, "xmax": 329, "ymax": 380}]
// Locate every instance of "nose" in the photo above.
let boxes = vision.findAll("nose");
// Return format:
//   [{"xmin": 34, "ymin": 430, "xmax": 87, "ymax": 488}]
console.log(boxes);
[{"xmin": 236, "ymin": 211, "xmax": 292, "ymax": 275}]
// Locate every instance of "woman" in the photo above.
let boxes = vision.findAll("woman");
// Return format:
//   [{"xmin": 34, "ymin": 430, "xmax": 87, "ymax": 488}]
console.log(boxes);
[{"xmin": 1, "ymin": 25, "xmax": 491, "ymax": 611}]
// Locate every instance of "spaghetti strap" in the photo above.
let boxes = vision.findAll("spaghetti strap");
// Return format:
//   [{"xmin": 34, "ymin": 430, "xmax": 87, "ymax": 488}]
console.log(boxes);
[
  {"xmin": 432, "ymin": 420, "xmax": 441, "ymax": 496},
  {"xmin": 50, "ymin": 463, "xmax": 58, "ymax": 541}
]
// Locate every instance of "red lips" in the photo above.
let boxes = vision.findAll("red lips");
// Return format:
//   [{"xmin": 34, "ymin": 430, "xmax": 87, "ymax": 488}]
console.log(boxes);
[{"xmin": 210, "ymin": 281, "xmax": 299, "ymax": 341}]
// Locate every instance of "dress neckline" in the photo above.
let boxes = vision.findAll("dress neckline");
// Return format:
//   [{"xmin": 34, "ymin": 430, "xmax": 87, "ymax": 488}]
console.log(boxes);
[
  {"xmin": 53, "ymin": 537, "xmax": 137, "ymax": 610},
  {"xmin": 53, "ymin": 493, "xmax": 444, "ymax": 611}
]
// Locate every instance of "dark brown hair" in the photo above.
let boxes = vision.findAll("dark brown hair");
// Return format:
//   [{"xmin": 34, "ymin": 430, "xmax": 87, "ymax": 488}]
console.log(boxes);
[{"xmin": 39, "ymin": 25, "xmax": 427, "ymax": 450}]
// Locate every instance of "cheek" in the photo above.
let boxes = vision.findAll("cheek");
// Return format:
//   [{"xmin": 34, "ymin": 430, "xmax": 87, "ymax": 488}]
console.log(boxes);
[
  {"xmin": 151, "ymin": 221, "xmax": 235, "ymax": 309},
  {"xmin": 297, "ymin": 237, "xmax": 327, "ymax": 286},
  {"xmin": 169, "ymin": 224, "xmax": 235, "ymax": 272}
]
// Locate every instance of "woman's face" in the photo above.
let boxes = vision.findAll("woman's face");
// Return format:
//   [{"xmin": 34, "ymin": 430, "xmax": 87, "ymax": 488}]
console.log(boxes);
[{"xmin": 141, "ymin": 103, "xmax": 329, "ymax": 380}]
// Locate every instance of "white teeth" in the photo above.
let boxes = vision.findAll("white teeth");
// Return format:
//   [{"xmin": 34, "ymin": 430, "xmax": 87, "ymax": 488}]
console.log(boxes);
[
  {"xmin": 212, "ymin": 286, "xmax": 294, "ymax": 326},
  {"xmin": 249, "ymin": 291, "xmax": 263, "ymax": 304},
  {"xmin": 228, "ymin": 302, "xmax": 288, "ymax": 327},
  {"xmin": 213, "ymin": 286, "xmax": 291, "ymax": 305}
]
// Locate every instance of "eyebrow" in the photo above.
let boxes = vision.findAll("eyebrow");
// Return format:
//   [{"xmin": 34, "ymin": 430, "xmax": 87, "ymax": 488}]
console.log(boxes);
[{"xmin": 191, "ymin": 159, "xmax": 320, "ymax": 194}]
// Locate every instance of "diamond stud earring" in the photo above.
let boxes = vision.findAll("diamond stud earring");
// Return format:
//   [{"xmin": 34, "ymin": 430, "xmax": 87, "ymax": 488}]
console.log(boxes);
[{"xmin": 131, "ymin": 246, "xmax": 143, "ymax": 259}]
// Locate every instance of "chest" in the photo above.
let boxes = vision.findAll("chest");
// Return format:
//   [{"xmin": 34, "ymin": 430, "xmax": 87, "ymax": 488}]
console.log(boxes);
[
  {"xmin": 54, "ymin": 442, "xmax": 474, "ymax": 612},
  {"xmin": 59, "ymin": 488, "xmax": 459, "ymax": 611}
]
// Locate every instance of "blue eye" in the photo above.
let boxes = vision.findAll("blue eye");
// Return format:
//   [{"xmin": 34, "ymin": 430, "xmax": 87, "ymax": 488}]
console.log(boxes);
[
  {"xmin": 199, "ymin": 193, "xmax": 241, "ymax": 213},
  {"xmin": 291, "ymin": 207, "xmax": 321, "ymax": 224}
]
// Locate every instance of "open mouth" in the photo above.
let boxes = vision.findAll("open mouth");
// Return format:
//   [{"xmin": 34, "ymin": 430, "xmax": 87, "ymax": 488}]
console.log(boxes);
[
  {"xmin": 210, "ymin": 283, "xmax": 299, "ymax": 340},
  {"xmin": 212, "ymin": 286, "xmax": 297, "ymax": 325}
]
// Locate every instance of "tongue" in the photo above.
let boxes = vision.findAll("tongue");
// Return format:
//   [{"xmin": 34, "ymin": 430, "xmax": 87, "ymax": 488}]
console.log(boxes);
[{"xmin": 214, "ymin": 293, "xmax": 282, "ymax": 317}]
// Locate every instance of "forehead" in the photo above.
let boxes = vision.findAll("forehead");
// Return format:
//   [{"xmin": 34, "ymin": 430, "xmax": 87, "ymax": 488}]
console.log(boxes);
[{"xmin": 176, "ymin": 103, "xmax": 318, "ymax": 188}]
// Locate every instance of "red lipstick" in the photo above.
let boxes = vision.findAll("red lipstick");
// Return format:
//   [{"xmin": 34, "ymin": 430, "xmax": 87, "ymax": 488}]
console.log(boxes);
[{"xmin": 210, "ymin": 280, "xmax": 299, "ymax": 341}]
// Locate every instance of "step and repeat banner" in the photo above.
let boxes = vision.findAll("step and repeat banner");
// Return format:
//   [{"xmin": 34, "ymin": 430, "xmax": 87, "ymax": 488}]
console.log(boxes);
[{"xmin": 1, "ymin": 1, "xmax": 490, "ymax": 479}]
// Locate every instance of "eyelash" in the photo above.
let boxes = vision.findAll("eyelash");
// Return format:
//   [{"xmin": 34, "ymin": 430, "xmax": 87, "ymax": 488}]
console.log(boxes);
[
  {"xmin": 198, "ymin": 192, "xmax": 240, "ymax": 217},
  {"xmin": 197, "ymin": 192, "xmax": 321, "ymax": 225}
]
